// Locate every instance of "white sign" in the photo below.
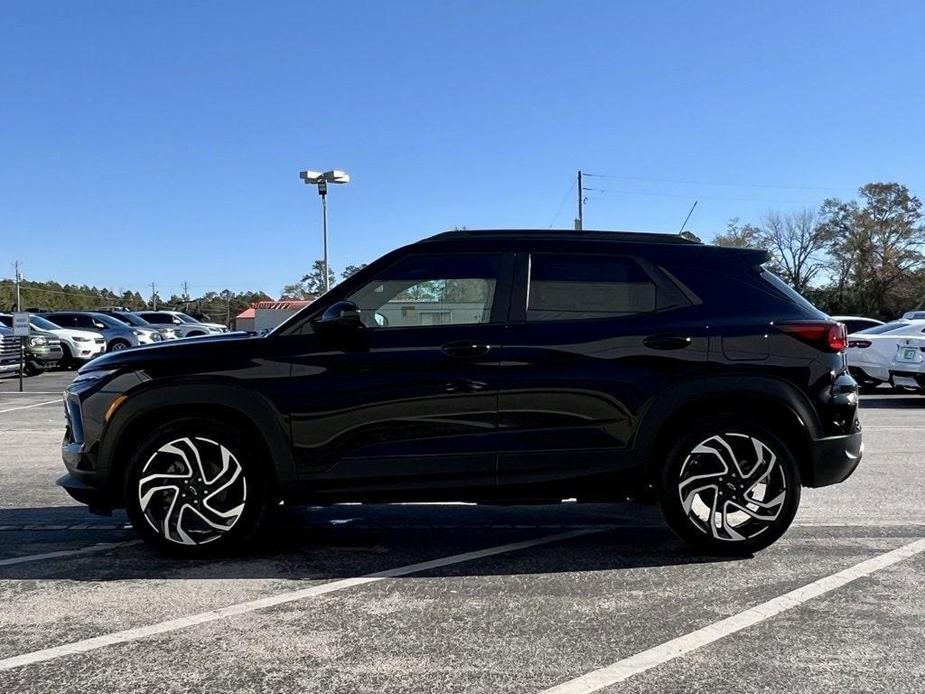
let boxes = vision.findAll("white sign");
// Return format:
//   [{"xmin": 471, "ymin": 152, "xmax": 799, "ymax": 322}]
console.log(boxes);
[{"xmin": 12, "ymin": 312, "xmax": 30, "ymax": 337}]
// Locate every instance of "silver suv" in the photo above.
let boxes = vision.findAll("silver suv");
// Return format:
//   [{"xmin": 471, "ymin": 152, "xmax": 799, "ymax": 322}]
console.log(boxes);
[{"xmin": 133, "ymin": 311, "xmax": 224, "ymax": 338}]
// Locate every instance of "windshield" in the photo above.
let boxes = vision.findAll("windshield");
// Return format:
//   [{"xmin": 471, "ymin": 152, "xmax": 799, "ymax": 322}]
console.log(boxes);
[
  {"xmin": 857, "ymin": 320, "xmax": 911, "ymax": 335},
  {"xmin": 88, "ymin": 313, "xmax": 123, "ymax": 329},
  {"xmin": 176, "ymin": 313, "xmax": 201, "ymax": 324},
  {"xmin": 109, "ymin": 312, "xmax": 149, "ymax": 326},
  {"xmin": 0, "ymin": 316, "xmax": 10, "ymax": 327},
  {"xmin": 29, "ymin": 315, "xmax": 62, "ymax": 331}
]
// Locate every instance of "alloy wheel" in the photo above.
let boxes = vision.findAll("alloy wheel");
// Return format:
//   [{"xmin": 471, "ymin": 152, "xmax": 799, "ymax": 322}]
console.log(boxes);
[
  {"xmin": 676, "ymin": 432, "xmax": 787, "ymax": 542},
  {"xmin": 137, "ymin": 436, "xmax": 247, "ymax": 546}
]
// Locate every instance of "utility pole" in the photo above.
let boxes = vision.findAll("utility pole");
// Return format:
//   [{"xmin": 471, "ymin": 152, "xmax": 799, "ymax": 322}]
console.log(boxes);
[
  {"xmin": 182, "ymin": 281, "xmax": 190, "ymax": 303},
  {"xmin": 14, "ymin": 260, "xmax": 22, "ymax": 311},
  {"xmin": 150, "ymin": 282, "xmax": 158, "ymax": 310},
  {"xmin": 319, "ymin": 180, "xmax": 330, "ymax": 293},
  {"xmin": 575, "ymin": 170, "xmax": 584, "ymax": 231},
  {"xmin": 13, "ymin": 261, "xmax": 23, "ymax": 392}
]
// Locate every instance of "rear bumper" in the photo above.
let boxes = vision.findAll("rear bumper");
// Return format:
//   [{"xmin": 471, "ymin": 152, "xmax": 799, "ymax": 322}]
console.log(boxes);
[
  {"xmin": 805, "ymin": 430, "xmax": 863, "ymax": 487},
  {"xmin": 890, "ymin": 370, "xmax": 925, "ymax": 389}
]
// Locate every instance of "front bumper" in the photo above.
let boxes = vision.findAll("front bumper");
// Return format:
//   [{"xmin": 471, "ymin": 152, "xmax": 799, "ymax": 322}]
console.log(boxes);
[
  {"xmin": 60, "ymin": 434, "xmax": 115, "ymax": 513},
  {"xmin": 72, "ymin": 341, "xmax": 107, "ymax": 360},
  {"xmin": 806, "ymin": 429, "xmax": 863, "ymax": 487},
  {"xmin": 57, "ymin": 471, "xmax": 111, "ymax": 513}
]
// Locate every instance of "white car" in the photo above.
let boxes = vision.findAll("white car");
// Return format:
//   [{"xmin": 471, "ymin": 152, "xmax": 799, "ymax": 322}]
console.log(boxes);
[
  {"xmin": 27, "ymin": 314, "xmax": 106, "ymax": 365},
  {"xmin": 845, "ymin": 319, "xmax": 925, "ymax": 387},
  {"xmin": 889, "ymin": 336, "xmax": 925, "ymax": 390}
]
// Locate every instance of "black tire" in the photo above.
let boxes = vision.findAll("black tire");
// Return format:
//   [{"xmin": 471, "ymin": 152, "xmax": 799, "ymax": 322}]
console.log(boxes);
[
  {"xmin": 187, "ymin": 331, "xmax": 205, "ymax": 337},
  {"xmin": 24, "ymin": 363, "xmax": 41, "ymax": 376},
  {"xmin": 657, "ymin": 417, "xmax": 801, "ymax": 556},
  {"xmin": 108, "ymin": 339, "xmax": 130, "ymax": 351},
  {"xmin": 123, "ymin": 418, "xmax": 270, "ymax": 557},
  {"xmin": 59, "ymin": 344, "xmax": 75, "ymax": 369}
]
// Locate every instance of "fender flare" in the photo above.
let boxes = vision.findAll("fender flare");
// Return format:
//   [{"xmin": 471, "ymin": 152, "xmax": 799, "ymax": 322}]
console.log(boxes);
[
  {"xmin": 98, "ymin": 380, "xmax": 296, "ymax": 493},
  {"xmin": 634, "ymin": 374, "xmax": 822, "ymax": 465}
]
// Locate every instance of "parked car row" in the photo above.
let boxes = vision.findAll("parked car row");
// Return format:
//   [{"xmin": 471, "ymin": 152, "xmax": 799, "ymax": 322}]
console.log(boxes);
[
  {"xmin": 0, "ymin": 308, "xmax": 229, "ymax": 378},
  {"xmin": 842, "ymin": 313, "xmax": 925, "ymax": 392}
]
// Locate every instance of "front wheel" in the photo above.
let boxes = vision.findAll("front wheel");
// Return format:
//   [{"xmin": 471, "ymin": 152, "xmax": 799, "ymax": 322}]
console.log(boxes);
[
  {"xmin": 657, "ymin": 418, "xmax": 801, "ymax": 556},
  {"xmin": 124, "ymin": 419, "xmax": 269, "ymax": 556},
  {"xmin": 108, "ymin": 339, "xmax": 130, "ymax": 351}
]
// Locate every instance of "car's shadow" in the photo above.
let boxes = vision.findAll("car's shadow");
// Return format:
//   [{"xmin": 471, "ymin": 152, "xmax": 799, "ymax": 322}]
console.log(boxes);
[
  {"xmin": 860, "ymin": 394, "xmax": 925, "ymax": 409},
  {"xmin": 0, "ymin": 502, "xmax": 740, "ymax": 580}
]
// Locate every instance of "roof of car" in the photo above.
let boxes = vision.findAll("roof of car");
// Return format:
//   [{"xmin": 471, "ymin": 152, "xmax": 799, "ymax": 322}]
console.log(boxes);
[{"xmin": 422, "ymin": 229, "xmax": 699, "ymax": 245}]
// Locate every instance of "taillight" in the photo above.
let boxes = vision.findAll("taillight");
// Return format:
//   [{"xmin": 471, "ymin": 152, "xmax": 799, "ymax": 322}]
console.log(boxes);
[
  {"xmin": 848, "ymin": 339, "xmax": 872, "ymax": 349},
  {"xmin": 777, "ymin": 321, "xmax": 847, "ymax": 352}
]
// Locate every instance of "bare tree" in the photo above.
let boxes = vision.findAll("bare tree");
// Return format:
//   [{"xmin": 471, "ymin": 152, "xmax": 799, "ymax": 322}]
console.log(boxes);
[
  {"xmin": 759, "ymin": 209, "xmax": 831, "ymax": 294},
  {"xmin": 713, "ymin": 218, "xmax": 762, "ymax": 248}
]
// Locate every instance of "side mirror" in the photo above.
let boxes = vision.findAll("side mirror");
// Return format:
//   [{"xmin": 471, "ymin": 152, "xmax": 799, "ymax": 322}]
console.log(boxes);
[{"xmin": 313, "ymin": 300, "xmax": 363, "ymax": 331}]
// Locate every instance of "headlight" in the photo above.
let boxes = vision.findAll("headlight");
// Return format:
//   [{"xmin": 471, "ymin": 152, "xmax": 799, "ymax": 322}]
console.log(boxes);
[
  {"xmin": 73, "ymin": 336, "xmax": 90, "ymax": 343},
  {"xmin": 131, "ymin": 329, "xmax": 144, "ymax": 336},
  {"xmin": 29, "ymin": 336, "xmax": 47, "ymax": 346},
  {"xmin": 72, "ymin": 368, "xmax": 119, "ymax": 384}
]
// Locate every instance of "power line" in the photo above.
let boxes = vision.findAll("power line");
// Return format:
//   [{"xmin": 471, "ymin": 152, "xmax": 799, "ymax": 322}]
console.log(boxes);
[
  {"xmin": 574, "ymin": 186, "xmax": 822, "ymax": 205},
  {"xmin": 581, "ymin": 172, "xmax": 863, "ymax": 193},
  {"xmin": 548, "ymin": 177, "xmax": 577, "ymax": 228}
]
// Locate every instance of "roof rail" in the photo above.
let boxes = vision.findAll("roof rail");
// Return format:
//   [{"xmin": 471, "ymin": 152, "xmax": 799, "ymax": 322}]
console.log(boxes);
[{"xmin": 422, "ymin": 229, "xmax": 700, "ymax": 245}]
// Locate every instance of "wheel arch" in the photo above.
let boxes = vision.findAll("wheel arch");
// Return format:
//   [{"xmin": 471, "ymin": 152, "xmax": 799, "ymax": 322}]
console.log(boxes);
[
  {"xmin": 636, "ymin": 375, "xmax": 820, "ymax": 486},
  {"xmin": 99, "ymin": 382, "xmax": 295, "ymax": 504}
]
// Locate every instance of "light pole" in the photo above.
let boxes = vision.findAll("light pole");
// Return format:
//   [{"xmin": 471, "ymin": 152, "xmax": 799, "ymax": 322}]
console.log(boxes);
[{"xmin": 299, "ymin": 169, "xmax": 350, "ymax": 294}]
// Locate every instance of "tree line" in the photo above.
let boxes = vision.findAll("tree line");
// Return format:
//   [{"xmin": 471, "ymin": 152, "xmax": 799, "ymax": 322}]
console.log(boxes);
[{"xmin": 713, "ymin": 182, "xmax": 925, "ymax": 319}]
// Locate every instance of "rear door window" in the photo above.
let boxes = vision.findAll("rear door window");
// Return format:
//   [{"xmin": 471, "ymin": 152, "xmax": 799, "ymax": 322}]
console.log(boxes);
[{"xmin": 526, "ymin": 254, "xmax": 664, "ymax": 321}]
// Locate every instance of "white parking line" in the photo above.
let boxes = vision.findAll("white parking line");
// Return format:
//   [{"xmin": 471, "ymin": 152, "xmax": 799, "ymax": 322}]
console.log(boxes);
[
  {"xmin": 0, "ymin": 541, "xmax": 141, "ymax": 567},
  {"xmin": 0, "ymin": 399, "xmax": 60, "ymax": 414},
  {"xmin": 0, "ymin": 391, "xmax": 63, "ymax": 395},
  {"xmin": 0, "ymin": 528, "xmax": 598, "ymax": 672},
  {"xmin": 539, "ymin": 537, "xmax": 925, "ymax": 694}
]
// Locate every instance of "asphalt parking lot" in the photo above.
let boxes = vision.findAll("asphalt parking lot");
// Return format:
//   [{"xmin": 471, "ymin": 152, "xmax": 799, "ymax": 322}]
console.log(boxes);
[{"xmin": 1, "ymin": 371, "xmax": 923, "ymax": 693}]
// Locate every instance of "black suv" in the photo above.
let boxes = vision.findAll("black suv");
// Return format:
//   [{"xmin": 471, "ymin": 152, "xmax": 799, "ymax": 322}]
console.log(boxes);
[{"xmin": 59, "ymin": 230, "xmax": 862, "ymax": 556}]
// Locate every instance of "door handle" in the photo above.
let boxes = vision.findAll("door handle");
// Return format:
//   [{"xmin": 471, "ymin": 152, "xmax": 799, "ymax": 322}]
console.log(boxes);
[
  {"xmin": 441, "ymin": 341, "xmax": 491, "ymax": 358},
  {"xmin": 644, "ymin": 335, "xmax": 692, "ymax": 351}
]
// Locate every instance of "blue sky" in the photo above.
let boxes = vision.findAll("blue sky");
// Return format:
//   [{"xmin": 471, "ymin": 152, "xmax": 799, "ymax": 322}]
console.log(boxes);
[{"xmin": 2, "ymin": 1, "xmax": 924, "ymax": 299}]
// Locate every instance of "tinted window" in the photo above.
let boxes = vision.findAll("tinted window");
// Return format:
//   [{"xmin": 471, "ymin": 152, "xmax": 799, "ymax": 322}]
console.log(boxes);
[
  {"xmin": 139, "ymin": 313, "xmax": 169, "ymax": 324},
  {"xmin": 758, "ymin": 270, "xmax": 818, "ymax": 313},
  {"xmin": 47, "ymin": 314, "xmax": 75, "ymax": 327},
  {"xmin": 0, "ymin": 316, "xmax": 10, "ymax": 327},
  {"xmin": 346, "ymin": 254, "xmax": 501, "ymax": 328},
  {"xmin": 527, "ymin": 254, "xmax": 657, "ymax": 321},
  {"xmin": 73, "ymin": 315, "xmax": 97, "ymax": 329}
]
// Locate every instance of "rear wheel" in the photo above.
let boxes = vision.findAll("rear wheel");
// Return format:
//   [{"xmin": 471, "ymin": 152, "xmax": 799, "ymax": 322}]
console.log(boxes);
[
  {"xmin": 124, "ymin": 419, "xmax": 269, "ymax": 556},
  {"xmin": 657, "ymin": 418, "xmax": 801, "ymax": 556}
]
